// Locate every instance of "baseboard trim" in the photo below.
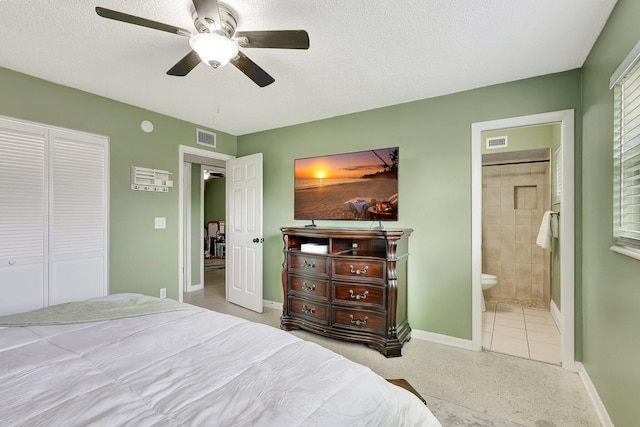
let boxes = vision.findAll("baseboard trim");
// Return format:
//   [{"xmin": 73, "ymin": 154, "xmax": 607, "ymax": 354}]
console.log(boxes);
[
  {"xmin": 550, "ymin": 299, "xmax": 562, "ymax": 331},
  {"xmin": 186, "ymin": 283, "xmax": 204, "ymax": 292},
  {"xmin": 411, "ymin": 328, "xmax": 474, "ymax": 350},
  {"xmin": 576, "ymin": 362, "xmax": 614, "ymax": 427},
  {"xmin": 263, "ymin": 300, "xmax": 283, "ymax": 310}
]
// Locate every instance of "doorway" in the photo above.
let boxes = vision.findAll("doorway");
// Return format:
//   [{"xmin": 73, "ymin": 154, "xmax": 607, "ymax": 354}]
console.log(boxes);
[
  {"xmin": 480, "ymin": 141, "xmax": 559, "ymax": 363},
  {"xmin": 471, "ymin": 110, "xmax": 576, "ymax": 371},
  {"xmin": 178, "ymin": 147, "xmax": 265, "ymax": 313},
  {"xmin": 181, "ymin": 160, "xmax": 227, "ymax": 305},
  {"xmin": 178, "ymin": 146, "xmax": 233, "ymax": 301}
]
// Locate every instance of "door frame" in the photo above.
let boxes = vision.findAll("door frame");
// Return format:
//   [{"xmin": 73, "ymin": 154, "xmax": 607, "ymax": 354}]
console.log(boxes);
[
  {"xmin": 178, "ymin": 145, "xmax": 234, "ymax": 300},
  {"xmin": 471, "ymin": 109, "xmax": 576, "ymax": 371},
  {"xmin": 182, "ymin": 161, "xmax": 194, "ymax": 293}
]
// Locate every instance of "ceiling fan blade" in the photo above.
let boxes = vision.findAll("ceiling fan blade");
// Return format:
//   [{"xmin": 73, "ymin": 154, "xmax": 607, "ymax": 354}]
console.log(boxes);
[
  {"xmin": 167, "ymin": 51, "xmax": 202, "ymax": 76},
  {"xmin": 192, "ymin": 0, "xmax": 222, "ymax": 30},
  {"xmin": 230, "ymin": 51, "xmax": 275, "ymax": 87},
  {"xmin": 95, "ymin": 7, "xmax": 192, "ymax": 37},
  {"xmin": 234, "ymin": 30, "xmax": 309, "ymax": 49}
]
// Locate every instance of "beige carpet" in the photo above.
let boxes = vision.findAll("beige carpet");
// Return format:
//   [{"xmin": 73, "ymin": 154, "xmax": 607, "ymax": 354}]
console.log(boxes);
[{"xmin": 184, "ymin": 270, "xmax": 600, "ymax": 427}]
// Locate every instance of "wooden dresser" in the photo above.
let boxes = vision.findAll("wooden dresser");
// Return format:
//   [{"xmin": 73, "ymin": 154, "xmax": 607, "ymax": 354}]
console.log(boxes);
[{"xmin": 280, "ymin": 227, "xmax": 413, "ymax": 357}]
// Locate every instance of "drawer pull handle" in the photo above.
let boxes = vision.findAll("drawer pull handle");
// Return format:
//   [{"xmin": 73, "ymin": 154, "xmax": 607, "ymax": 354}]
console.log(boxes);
[
  {"xmin": 349, "ymin": 289, "xmax": 369, "ymax": 300},
  {"xmin": 301, "ymin": 304, "xmax": 316, "ymax": 315},
  {"xmin": 302, "ymin": 282, "xmax": 316, "ymax": 292},
  {"xmin": 303, "ymin": 260, "xmax": 316, "ymax": 268},
  {"xmin": 349, "ymin": 314, "xmax": 369, "ymax": 326},
  {"xmin": 349, "ymin": 265, "xmax": 368, "ymax": 275}
]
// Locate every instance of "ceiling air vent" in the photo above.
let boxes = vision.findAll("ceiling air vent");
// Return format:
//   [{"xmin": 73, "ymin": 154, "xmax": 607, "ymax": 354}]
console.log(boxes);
[
  {"xmin": 486, "ymin": 136, "xmax": 508, "ymax": 149},
  {"xmin": 196, "ymin": 129, "xmax": 216, "ymax": 149}
]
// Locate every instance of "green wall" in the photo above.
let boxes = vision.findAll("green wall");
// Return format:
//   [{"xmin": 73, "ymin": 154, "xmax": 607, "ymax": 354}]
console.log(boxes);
[
  {"xmin": 0, "ymin": 67, "xmax": 236, "ymax": 300},
  {"xmin": 204, "ymin": 176, "xmax": 226, "ymax": 224},
  {"xmin": 580, "ymin": 0, "xmax": 640, "ymax": 424},
  {"xmin": 238, "ymin": 70, "xmax": 582, "ymax": 340},
  {"xmin": 481, "ymin": 123, "xmax": 559, "ymax": 155}
]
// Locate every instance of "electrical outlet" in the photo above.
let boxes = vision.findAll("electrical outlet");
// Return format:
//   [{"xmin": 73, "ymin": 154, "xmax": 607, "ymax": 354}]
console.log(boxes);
[{"xmin": 160, "ymin": 288, "xmax": 166, "ymax": 299}]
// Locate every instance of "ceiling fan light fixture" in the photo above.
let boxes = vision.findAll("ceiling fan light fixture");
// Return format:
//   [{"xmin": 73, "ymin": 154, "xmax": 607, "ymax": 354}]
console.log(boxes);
[{"xmin": 189, "ymin": 33, "xmax": 238, "ymax": 68}]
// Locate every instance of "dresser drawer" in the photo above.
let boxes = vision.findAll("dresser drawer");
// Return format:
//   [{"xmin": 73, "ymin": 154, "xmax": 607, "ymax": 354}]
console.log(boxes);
[
  {"xmin": 288, "ymin": 274, "xmax": 328, "ymax": 300},
  {"xmin": 288, "ymin": 298, "xmax": 329, "ymax": 325},
  {"xmin": 332, "ymin": 281, "xmax": 385, "ymax": 308},
  {"xmin": 288, "ymin": 253, "xmax": 329, "ymax": 278},
  {"xmin": 332, "ymin": 307, "xmax": 386, "ymax": 335},
  {"xmin": 332, "ymin": 258, "xmax": 386, "ymax": 283}
]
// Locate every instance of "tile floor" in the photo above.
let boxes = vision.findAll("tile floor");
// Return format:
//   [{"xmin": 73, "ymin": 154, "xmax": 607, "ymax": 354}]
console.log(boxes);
[{"xmin": 482, "ymin": 302, "xmax": 561, "ymax": 365}]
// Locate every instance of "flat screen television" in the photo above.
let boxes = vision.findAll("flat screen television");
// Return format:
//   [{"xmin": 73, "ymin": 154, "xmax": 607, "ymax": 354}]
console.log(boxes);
[{"xmin": 294, "ymin": 147, "xmax": 399, "ymax": 222}]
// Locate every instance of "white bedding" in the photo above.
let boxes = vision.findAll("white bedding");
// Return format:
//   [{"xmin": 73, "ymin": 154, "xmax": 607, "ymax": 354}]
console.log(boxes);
[{"xmin": 0, "ymin": 294, "xmax": 440, "ymax": 426}]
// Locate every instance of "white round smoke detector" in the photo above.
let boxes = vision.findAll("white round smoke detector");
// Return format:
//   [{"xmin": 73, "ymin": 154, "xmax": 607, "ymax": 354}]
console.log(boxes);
[{"xmin": 140, "ymin": 120, "xmax": 154, "ymax": 133}]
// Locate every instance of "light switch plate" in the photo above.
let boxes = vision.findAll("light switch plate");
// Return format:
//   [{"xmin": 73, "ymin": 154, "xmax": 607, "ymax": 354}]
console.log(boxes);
[{"xmin": 154, "ymin": 217, "xmax": 166, "ymax": 229}]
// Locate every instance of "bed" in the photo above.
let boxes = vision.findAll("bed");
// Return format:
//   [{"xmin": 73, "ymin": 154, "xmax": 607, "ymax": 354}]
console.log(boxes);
[{"xmin": 0, "ymin": 294, "xmax": 440, "ymax": 426}]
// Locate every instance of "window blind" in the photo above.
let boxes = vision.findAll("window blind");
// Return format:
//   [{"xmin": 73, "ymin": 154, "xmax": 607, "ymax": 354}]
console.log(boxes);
[{"xmin": 614, "ymin": 56, "xmax": 640, "ymax": 250}]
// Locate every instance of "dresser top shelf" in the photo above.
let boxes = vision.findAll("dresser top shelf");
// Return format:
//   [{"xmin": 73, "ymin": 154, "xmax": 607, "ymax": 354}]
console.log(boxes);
[
  {"xmin": 283, "ymin": 227, "xmax": 413, "ymax": 260},
  {"xmin": 281, "ymin": 227, "xmax": 413, "ymax": 239}
]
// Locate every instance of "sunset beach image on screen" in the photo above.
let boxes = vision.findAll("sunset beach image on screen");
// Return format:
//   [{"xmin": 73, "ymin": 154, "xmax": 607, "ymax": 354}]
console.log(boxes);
[{"xmin": 294, "ymin": 147, "xmax": 399, "ymax": 221}]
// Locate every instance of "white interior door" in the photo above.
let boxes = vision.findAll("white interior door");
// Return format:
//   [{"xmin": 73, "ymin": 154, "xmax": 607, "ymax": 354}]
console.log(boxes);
[{"xmin": 226, "ymin": 153, "xmax": 263, "ymax": 313}]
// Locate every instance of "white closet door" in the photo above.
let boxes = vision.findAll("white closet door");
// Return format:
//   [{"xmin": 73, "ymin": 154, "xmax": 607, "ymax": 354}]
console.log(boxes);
[
  {"xmin": 0, "ymin": 118, "xmax": 47, "ymax": 315},
  {"xmin": 48, "ymin": 129, "xmax": 108, "ymax": 305}
]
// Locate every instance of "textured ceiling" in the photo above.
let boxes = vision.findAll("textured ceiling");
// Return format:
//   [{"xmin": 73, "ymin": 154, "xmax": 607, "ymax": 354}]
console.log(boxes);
[{"xmin": 0, "ymin": 0, "xmax": 617, "ymax": 136}]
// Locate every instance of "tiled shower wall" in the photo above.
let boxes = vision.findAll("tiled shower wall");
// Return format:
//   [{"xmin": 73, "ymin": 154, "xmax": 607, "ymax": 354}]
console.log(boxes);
[{"xmin": 482, "ymin": 162, "xmax": 550, "ymax": 308}]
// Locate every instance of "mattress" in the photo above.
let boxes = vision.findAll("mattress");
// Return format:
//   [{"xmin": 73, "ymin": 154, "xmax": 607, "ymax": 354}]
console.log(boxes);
[{"xmin": 0, "ymin": 294, "xmax": 440, "ymax": 426}]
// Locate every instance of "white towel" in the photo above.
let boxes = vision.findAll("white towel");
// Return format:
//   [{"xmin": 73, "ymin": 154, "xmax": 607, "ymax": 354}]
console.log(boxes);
[{"xmin": 536, "ymin": 211, "xmax": 554, "ymax": 251}]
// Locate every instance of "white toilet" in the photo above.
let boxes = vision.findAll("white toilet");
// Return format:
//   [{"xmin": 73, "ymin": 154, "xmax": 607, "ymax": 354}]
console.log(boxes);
[{"xmin": 481, "ymin": 274, "xmax": 498, "ymax": 312}]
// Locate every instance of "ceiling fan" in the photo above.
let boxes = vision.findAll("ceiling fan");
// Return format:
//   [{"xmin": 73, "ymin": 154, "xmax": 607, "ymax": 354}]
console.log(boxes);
[{"xmin": 95, "ymin": 0, "xmax": 309, "ymax": 87}]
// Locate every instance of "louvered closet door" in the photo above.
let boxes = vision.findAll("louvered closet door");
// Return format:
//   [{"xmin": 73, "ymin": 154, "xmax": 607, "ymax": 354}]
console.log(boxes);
[
  {"xmin": 0, "ymin": 119, "xmax": 47, "ymax": 315},
  {"xmin": 48, "ymin": 129, "xmax": 107, "ymax": 305}
]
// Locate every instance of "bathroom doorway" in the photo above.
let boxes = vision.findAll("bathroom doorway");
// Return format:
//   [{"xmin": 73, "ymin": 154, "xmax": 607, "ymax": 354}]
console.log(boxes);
[
  {"xmin": 471, "ymin": 110, "xmax": 576, "ymax": 372},
  {"xmin": 480, "ymin": 142, "xmax": 558, "ymax": 363}
]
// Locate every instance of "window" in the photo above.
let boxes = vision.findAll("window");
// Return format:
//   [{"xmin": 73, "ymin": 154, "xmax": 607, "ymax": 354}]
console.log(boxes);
[{"xmin": 611, "ymin": 39, "xmax": 640, "ymax": 257}]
